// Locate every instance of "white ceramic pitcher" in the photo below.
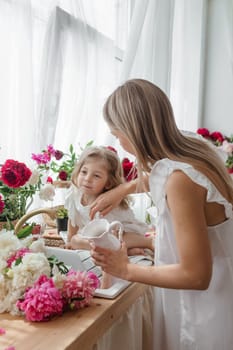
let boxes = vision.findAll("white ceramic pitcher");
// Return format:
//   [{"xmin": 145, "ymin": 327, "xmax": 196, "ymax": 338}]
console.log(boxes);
[{"xmin": 81, "ymin": 218, "xmax": 123, "ymax": 250}]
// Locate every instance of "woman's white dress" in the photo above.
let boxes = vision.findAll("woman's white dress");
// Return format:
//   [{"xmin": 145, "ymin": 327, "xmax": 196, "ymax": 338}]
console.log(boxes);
[{"xmin": 149, "ymin": 159, "xmax": 233, "ymax": 350}]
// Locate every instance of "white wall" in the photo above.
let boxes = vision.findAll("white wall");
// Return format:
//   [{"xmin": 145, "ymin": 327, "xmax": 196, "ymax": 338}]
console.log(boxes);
[{"xmin": 201, "ymin": 0, "xmax": 233, "ymax": 135}]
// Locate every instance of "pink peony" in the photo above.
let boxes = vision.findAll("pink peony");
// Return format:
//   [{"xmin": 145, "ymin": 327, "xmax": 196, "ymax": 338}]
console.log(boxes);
[
  {"xmin": 16, "ymin": 275, "xmax": 64, "ymax": 322},
  {"xmin": 31, "ymin": 152, "xmax": 51, "ymax": 165},
  {"xmin": 6, "ymin": 247, "xmax": 30, "ymax": 267},
  {"xmin": 221, "ymin": 140, "xmax": 233, "ymax": 154},
  {"xmin": 61, "ymin": 270, "xmax": 100, "ymax": 310},
  {"xmin": 47, "ymin": 144, "xmax": 56, "ymax": 156},
  {"xmin": 0, "ymin": 327, "xmax": 6, "ymax": 335}
]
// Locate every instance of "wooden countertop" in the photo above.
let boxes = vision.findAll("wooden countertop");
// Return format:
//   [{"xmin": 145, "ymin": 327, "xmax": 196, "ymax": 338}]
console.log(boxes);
[{"xmin": 0, "ymin": 283, "xmax": 150, "ymax": 350}]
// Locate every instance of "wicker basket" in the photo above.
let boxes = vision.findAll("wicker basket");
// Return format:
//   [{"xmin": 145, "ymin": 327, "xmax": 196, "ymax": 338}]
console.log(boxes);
[
  {"xmin": 42, "ymin": 205, "xmax": 65, "ymax": 228},
  {"xmin": 43, "ymin": 236, "xmax": 65, "ymax": 247}
]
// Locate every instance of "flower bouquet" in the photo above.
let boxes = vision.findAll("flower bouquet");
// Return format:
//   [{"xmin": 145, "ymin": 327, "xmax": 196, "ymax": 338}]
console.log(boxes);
[
  {"xmin": 32, "ymin": 142, "xmax": 93, "ymax": 183},
  {"xmin": 197, "ymin": 128, "xmax": 233, "ymax": 173},
  {"xmin": 0, "ymin": 231, "xmax": 100, "ymax": 321},
  {"xmin": 0, "ymin": 156, "xmax": 58, "ymax": 231}
]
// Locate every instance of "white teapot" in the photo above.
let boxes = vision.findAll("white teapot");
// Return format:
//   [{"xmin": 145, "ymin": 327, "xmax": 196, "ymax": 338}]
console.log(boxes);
[{"xmin": 81, "ymin": 218, "xmax": 123, "ymax": 250}]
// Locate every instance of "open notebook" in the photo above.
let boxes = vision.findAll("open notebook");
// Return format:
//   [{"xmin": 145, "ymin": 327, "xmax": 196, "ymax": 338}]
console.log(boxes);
[{"xmin": 45, "ymin": 245, "xmax": 153, "ymax": 299}]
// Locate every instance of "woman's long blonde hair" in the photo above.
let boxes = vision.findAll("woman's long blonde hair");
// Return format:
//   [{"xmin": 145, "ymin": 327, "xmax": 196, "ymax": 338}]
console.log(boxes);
[
  {"xmin": 71, "ymin": 146, "xmax": 130, "ymax": 208},
  {"xmin": 103, "ymin": 79, "xmax": 233, "ymax": 203}
]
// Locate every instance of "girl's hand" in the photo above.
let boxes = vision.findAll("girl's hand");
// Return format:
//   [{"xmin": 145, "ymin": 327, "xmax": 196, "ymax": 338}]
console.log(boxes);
[{"xmin": 91, "ymin": 241, "xmax": 130, "ymax": 280}]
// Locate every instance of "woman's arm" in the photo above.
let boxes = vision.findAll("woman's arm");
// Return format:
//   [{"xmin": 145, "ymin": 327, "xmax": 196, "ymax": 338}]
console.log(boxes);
[
  {"xmin": 89, "ymin": 180, "xmax": 137, "ymax": 219},
  {"xmin": 90, "ymin": 175, "xmax": 150, "ymax": 219},
  {"xmin": 91, "ymin": 171, "xmax": 213, "ymax": 290}
]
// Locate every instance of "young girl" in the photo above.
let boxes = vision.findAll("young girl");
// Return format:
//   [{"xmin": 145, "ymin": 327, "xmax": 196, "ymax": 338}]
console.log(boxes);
[
  {"xmin": 64, "ymin": 146, "xmax": 154, "ymax": 255},
  {"xmin": 90, "ymin": 79, "xmax": 233, "ymax": 349}
]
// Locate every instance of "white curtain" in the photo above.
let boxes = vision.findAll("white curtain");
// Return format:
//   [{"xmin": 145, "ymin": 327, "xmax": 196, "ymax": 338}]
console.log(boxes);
[
  {"xmin": 0, "ymin": 0, "xmax": 35, "ymax": 163},
  {"xmin": 1, "ymin": 0, "xmax": 233, "ymax": 163},
  {"xmin": 120, "ymin": 0, "xmax": 207, "ymax": 131},
  {"xmin": 121, "ymin": 0, "xmax": 174, "ymax": 94},
  {"xmin": 0, "ymin": 0, "xmax": 129, "ymax": 163},
  {"xmin": 170, "ymin": 0, "xmax": 207, "ymax": 131},
  {"xmin": 37, "ymin": 7, "xmax": 119, "ymax": 153}
]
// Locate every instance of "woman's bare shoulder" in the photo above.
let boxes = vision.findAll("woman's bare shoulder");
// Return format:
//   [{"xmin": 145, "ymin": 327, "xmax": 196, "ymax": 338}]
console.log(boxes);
[{"xmin": 165, "ymin": 169, "xmax": 207, "ymax": 198}]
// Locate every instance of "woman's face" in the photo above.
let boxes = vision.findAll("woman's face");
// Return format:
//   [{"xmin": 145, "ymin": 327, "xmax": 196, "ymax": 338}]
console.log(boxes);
[{"xmin": 110, "ymin": 129, "xmax": 135, "ymax": 155}]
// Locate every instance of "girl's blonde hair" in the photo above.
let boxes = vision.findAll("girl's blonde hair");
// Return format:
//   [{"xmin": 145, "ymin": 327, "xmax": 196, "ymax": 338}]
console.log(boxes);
[
  {"xmin": 103, "ymin": 78, "xmax": 233, "ymax": 203},
  {"xmin": 71, "ymin": 146, "xmax": 130, "ymax": 208}
]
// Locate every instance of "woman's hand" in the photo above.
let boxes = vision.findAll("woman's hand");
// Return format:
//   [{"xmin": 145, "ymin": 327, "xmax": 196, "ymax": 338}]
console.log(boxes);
[
  {"xmin": 91, "ymin": 241, "xmax": 130, "ymax": 280},
  {"xmin": 90, "ymin": 182, "xmax": 134, "ymax": 219}
]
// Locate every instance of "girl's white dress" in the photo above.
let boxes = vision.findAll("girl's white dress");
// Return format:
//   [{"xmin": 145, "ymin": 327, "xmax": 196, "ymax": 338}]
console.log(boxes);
[
  {"xmin": 149, "ymin": 159, "xmax": 233, "ymax": 350},
  {"xmin": 64, "ymin": 185, "xmax": 149, "ymax": 234}
]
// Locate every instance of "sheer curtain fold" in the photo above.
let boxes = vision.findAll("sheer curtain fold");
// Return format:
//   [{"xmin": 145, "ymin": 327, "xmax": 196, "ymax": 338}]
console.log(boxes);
[
  {"xmin": 0, "ymin": 0, "xmax": 125, "ymax": 161},
  {"xmin": 121, "ymin": 0, "xmax": 207, "ymax": 131},
  {"xmin": 121, "ymin": 0, "xmax": 175, "ymax": 94},
  {"xmin": 170, "ymin": 0, "xmax": 207, "ymax": 130},
  {"xmin": 0, "ymin": 0, "xmax": 35, "ymax": 163},
  {"xmin": 1, "ymin": 0, "xmax": 232, "ymax": 161},
  {"xmin": 37, "ymin": 6, "xmax": 119, "ymax": 153},
  {"xmin": 36, "ymin": 6, "xmax": 65, "ymax": 150}
]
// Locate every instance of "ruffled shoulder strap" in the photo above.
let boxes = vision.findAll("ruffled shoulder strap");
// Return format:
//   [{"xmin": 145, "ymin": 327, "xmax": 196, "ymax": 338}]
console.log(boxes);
[{"xmin": 149, "ymin": 159, "xmax": 233, "ymax": 218}]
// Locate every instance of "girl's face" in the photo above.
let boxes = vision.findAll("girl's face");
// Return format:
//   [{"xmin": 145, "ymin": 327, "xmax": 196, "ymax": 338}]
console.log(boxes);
[
  {"xmin": 77, "ymin": 159, "xmax": 110, "ymax": 197},
  {"xmin": 110, "ymin": 129, "xmax": 135, "ymax": 155}
]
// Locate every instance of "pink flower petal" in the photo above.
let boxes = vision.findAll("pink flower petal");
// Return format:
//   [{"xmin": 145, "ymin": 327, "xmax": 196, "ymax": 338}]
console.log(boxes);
[{"xmin": 0, "ymin": 327, "xmax": 6, "ymax": 335}]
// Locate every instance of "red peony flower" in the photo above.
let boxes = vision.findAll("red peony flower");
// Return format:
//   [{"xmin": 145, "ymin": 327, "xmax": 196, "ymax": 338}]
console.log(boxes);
[
  {"xmin": 210, "ymin": 131, "xmax": 225, "ymax": 144},
  {"xmin": 46, "ymin": 176, "xmax": 53, "ymax": 184},
  {"xmin": 122, "ymin": 158, "xmax": 137, "ymax": 182},
  {"xmin": 58, "ymin": 170, "xmax": 68, "ymax": 181},
  {"xmin": 54, "ymin": 150, "xmax": 64, "ymax": 160},
  {"xmin": 0, "ymin": 195, "xmax": 4, "ymax": 214},
  {"xmin": 0, "ymin": 159, "xmax": 32, "ymax": 188},
  {"xmin": 197, "ymin": 128, "xmax": 210, "ymax": 138}
]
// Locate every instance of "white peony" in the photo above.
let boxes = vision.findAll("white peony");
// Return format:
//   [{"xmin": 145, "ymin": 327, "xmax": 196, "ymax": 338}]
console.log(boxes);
[
  {"xmin": 39, "ymin": 183, "xmax": 55, "ymax": 201},
  {"xmin": 27, "ymin": 169, "xmax": 40, "ymax": 186},
  {"xmin": 0, "ymin": 233, "xmax": 51, "ymax": 315}
]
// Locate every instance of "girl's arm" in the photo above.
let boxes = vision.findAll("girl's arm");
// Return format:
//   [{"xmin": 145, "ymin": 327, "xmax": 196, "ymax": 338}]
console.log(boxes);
[
  {"xmin": 91, "ymin": 171, "xmax": 213, "ymax": 290},
  {"xmin": 66, "ymin": 219, "xmax": 91, "ymax": 250},
  {"xmin": 67, "ymin": 219, "xmax": 78, "ymax": 243},
  {"xmin": 70, "ymin": 234, "xmax": 91, "ymax": 250}
]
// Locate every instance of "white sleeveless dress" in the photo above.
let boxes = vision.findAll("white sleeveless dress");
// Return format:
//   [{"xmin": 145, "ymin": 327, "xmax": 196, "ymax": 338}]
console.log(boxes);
[
  {"xmin": 149, "ymin": 159, "xmax": 233, "ymax": 350},
  {"xmin": 64, "ymin": 185, "xmax": 149, "ymax": 234}
]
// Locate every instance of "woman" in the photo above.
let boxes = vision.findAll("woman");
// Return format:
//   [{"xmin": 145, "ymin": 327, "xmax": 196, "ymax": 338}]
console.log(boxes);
[{"xmin": 90, "ymin": 79, "xmax": 233, "ymax": 350}]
